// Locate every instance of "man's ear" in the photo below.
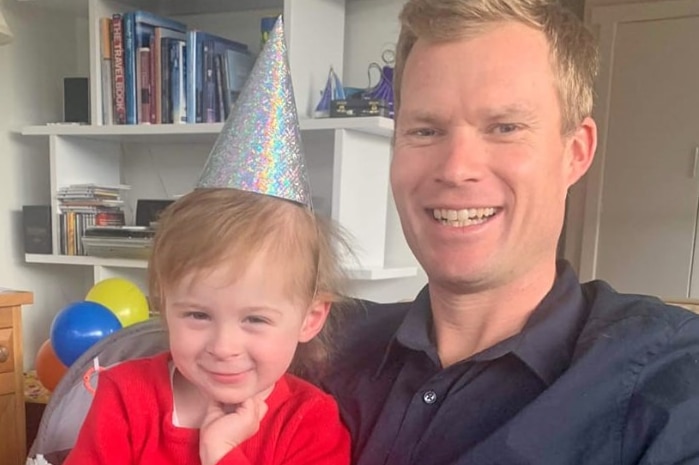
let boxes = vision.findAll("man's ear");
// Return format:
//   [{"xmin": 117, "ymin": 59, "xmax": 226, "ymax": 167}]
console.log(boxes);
[
  {"xmin": 299, "ymin": 300, "xmax": 331, "ymax": 343},
  {"xmin": 565, "ymin": 116, "xmax": 597, "ymax": 188}
]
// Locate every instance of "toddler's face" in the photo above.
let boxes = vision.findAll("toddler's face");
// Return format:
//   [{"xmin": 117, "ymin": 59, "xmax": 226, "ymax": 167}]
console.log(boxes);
[{"xmin": 164, "ymin": 254, "xmax": 324, "ymax": 405}]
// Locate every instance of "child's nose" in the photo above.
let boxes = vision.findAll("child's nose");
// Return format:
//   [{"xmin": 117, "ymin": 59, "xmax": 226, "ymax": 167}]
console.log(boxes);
[{"xmin": 206, "ymin": 324, "xmax": 244, "ymax": 358}]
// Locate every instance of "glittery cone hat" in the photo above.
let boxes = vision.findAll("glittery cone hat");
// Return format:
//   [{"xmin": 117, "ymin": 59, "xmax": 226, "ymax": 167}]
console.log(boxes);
[{"xmin": 197, "ymin": 16, "xmax": 311, "ymax": 207}]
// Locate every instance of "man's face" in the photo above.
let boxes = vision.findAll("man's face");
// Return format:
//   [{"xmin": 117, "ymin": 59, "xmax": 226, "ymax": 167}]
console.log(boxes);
[{"xmin": 391, "ymin": 22, "xmax": 594, "ymax": 292}]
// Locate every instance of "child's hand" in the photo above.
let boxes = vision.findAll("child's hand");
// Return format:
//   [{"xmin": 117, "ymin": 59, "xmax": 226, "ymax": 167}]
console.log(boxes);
[{"xmin": 199, "ymin": 393, "xmax": 269, "ymax": 465}]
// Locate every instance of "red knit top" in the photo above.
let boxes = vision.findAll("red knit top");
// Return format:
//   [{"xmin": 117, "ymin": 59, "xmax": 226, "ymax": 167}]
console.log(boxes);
[{"xmin": 63, "ymin": 352, "xmax": 350, "ymax": 465}]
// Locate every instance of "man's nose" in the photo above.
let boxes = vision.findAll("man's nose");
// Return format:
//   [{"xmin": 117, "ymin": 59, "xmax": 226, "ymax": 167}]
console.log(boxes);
[{"xmin": 435, "ymin": 131, "xmax": 486, "ymax": 186}]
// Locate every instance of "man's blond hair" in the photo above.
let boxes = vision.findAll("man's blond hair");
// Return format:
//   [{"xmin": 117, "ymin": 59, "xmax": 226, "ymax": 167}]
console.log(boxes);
[{"xmin": 394, "ymin": 0, "xmax": 598, "ymax": 132}]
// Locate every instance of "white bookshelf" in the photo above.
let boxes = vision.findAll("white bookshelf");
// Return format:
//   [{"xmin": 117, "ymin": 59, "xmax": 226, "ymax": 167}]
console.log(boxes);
[
  {"xmin": 21, "ymin": 0, "xmax": 422, "ymax": 299},
  {"xmin": 24, "ymin": 253, "xmax": 417, "ymax": 281},
  {"xmin": 21, "ymin": 116, "xmax": 394, "ymax": 140},
  {"xmin": 25, "ymin": 253, "xmax": 148, "ymax": 269}
]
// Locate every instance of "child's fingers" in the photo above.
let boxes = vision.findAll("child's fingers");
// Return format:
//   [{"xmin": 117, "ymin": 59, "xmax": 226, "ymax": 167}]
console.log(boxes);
[
  {"xmin": 205, "ymin": 399, "xmax": 224, "ymax": 417},
  {"xmin": 237, "ymin": 395, "xmax": 269, "ymax": 424}
]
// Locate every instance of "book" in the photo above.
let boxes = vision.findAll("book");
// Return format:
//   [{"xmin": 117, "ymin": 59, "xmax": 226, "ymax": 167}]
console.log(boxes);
[
  {"xmin": 123, "ymin": 11, "xmax": 187, "ymax": 124},
  {"xmin": 99, "ymin": 17, "xmax": 113, "ymax": 125},
  {"xmin": 223, "ymin": 48, "xmax": 254, "ymax": 110},
  {"xmin": 171, "ymin": 40, "xmax": 187, "ymax": 124},
  {"xmin": 186, "ymin": 30, "xmax": 249, "ymax": 123},
  {"xmin": 138, "ymin": 47, "xmax": 151, "ymax": 124},
  {"xmin": 111, "ymin": 14, "xmax": 126, "ymax": 124}
]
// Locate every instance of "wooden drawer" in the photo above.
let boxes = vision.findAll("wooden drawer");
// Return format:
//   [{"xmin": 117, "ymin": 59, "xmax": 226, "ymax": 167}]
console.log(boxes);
[
  {"xmin": 0, "ymin": 393, "xmax": 21, "ymax": 465},
  {"xmin": 0, "ymin": 327, "xmax": 14, "ymax": 375},
  {"xmin": 0, "ymin": 308, "xmax": 12, "ymax": 328},
  {"xmin": 0, "ymin": 371, "xmax": 15, "ymax": 395}
]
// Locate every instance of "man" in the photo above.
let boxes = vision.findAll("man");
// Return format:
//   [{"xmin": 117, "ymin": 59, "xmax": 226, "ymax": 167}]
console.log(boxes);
[{"xmin": 324, "ymin": 1, "xmax": 699, "ymax": 464}]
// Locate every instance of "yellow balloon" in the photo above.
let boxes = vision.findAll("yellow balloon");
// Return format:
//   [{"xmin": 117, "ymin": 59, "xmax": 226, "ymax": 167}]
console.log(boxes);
[{"xmin": 85, "ymin": 278, "xmax": 149, "ymax": 327}]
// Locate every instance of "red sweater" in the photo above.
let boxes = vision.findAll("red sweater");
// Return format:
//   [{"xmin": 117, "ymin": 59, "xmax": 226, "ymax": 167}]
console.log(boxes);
[{"xmin": 63, "ymin": 352, "xmax": 350, "ymax": 465}]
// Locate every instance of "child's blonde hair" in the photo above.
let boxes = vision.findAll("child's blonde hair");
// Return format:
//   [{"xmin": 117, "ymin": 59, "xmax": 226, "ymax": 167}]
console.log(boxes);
[{"xmin": 148, "ymin": 188, "xmax": 348, "ymax": 381}]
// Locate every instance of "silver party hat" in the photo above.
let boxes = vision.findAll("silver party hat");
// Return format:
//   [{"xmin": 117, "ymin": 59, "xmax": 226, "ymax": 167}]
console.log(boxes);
[{"xmin": 197, "ymin": 16, "xmax": 311, "ymax": 207}]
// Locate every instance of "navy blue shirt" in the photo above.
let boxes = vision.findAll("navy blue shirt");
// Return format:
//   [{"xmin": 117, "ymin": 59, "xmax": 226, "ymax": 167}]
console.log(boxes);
[{"xmin": 324, "ymin": 262, "xmax": 699, "ymax": 464}]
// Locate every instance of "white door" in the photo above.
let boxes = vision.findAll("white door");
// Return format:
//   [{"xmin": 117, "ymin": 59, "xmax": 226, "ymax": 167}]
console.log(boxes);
[{"xmin": 582, "ymin": 1, "xmax": 699, "ymax": 298}]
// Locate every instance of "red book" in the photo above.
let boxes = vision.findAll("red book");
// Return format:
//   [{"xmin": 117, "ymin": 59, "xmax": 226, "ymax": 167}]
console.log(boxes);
[{"xmin": 138, "ymin": 47, "xmax": 151, "ymax": 124}]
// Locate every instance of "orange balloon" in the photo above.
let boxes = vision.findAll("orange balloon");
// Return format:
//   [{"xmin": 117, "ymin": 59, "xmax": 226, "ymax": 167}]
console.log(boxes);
[{"xmin": 35, "ymin": 339, "xmax": 68, "ymax": 392}]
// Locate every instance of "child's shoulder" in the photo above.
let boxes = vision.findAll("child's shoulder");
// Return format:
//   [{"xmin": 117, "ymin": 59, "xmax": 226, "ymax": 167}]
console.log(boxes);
[
  {"xmin": 278, "ymin": 373, "xmax": 337, "ymax": 408},
  {"xmin": 100, "ymin": 351, "xmax": 171, "ymax": 386}
]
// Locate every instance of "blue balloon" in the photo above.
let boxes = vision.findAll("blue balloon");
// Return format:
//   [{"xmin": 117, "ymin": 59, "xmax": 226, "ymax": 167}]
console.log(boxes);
[{"xmin": 50, "ymin": 301, "xmax": 122, "ymax": 366}]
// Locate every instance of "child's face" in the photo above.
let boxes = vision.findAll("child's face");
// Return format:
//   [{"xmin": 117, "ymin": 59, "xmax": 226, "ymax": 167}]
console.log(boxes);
[{"xmin": 165, "ymin": 253, "xmax": 328, "ymax": 405}]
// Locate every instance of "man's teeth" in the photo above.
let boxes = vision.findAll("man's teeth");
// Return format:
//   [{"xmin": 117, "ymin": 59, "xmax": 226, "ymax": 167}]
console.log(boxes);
[{"xmin": 432, "ymin": 207, "xmax": 496, "ymax": 226}]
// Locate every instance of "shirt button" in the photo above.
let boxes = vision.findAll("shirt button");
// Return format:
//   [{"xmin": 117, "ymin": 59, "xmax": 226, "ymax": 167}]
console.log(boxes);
[{"xmin": 423, "ymin": 390, "xmax": 437, "ymax": 404}]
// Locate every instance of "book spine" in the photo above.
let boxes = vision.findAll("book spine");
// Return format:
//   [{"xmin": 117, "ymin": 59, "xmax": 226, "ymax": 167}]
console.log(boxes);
[
  {"xmin": 138, "ymin": 47, "xmax": 151, "ymax": 124},
  {"xmin": 172, "ymin": 41, "xmax": 187, "ymax": 124},
  {"xmin": 111, "ymin": 14, "xmax": 126, "ymax": 124},
  {"xmin": 123, "ymin": 12, "xmax": 137, "ymax": 124},
  {"xmin": 186, "ymin": 31, "xmax": 197, "ymax": 124},
  {"xmin": 153, "ymin": 29, "xmax": 162, "ymax": 124},
  {"xmin": 203, "ymin": 40, "xmax": 215, "ymax": 123},
  {"xmin": 220, "ymin": 52, "xmax": 231, "ymax": 120},
  {"xmin": 161, "ymin": 38, "xmax": 171, "ymax": 124},
  {"xmin": 100, "ymin": 17, "xmax": 114, "ymax": 125},
  {"xmin": 149, "ymin": 34, "xmax": 158, "ymax": 123},
  {"xmin": 214, "ymin": 54, "xmax": 225, "ymax": 122}
]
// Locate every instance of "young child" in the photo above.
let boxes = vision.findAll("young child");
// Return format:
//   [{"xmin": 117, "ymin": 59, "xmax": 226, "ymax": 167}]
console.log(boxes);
[{"xmin": 63, "ymin": 17, "xmax": 351, "ymax": 465}]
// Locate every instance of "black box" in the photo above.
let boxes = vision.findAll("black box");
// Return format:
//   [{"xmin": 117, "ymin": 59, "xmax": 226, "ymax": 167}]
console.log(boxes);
[
  {"xmin": 330, "ymin": 98, "xmax": 391, "ymax": 118},
  {"xmin": 63, "ymin": 77, "xmax": 90, "ymax": 123},
  {"xmin": 135, "ymin": 199, "xmax": 175, "ymax": 227},
  {"xmin": 23, "ymin": 206, "xmax": 52, "ymax": 254}
]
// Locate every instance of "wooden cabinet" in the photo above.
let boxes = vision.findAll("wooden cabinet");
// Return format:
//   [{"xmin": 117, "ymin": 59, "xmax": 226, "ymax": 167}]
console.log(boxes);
[
  {"xmin": 578, "ymin": 0, "xmax": 699, "ymax": 298},
  {"xmin": 0, "ymin": 291, "xmax": 32, "ymax": 465}
]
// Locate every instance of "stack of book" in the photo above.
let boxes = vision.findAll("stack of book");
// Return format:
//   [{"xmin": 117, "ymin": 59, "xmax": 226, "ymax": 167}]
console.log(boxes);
[
  {"xmin": 100, "ymin": 10, "xmax": 256, "ymax": 125},
  {"xmin": 57, "ymin": 184, "xmax": 128, "ymax": 255}
]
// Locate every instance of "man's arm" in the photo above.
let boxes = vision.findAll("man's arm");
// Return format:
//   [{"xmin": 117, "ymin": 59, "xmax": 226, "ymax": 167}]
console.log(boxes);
[{"xmin": 624, "ymin": 316, "xmax": 699, "ymax": 464}]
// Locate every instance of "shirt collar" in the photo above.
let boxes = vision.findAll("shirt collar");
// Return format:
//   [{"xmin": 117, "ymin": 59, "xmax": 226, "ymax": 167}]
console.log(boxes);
[
  {"xmin": 375, "ymin": 261, "xmax": 588, "ymax": 386},
  {"xmin": 375, "ymin": 286, "xmax": 436, "ymax": 376},
  {"xmin": 511, "ymin": 261, "xmax": 588, "ymax": 385}
]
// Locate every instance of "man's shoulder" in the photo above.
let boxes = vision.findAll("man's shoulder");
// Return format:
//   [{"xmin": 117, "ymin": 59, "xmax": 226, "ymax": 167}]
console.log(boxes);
[
  {"xmin": 574, "ymin": 280, "xmax": 699, "ymax": 372},
  {"xmin": 581, "ymin": 280, "xmax": 699, "ymax": 340},
  {"xmin": 329, "ymin": 299, "xmax": 412, "ymax": 371}
]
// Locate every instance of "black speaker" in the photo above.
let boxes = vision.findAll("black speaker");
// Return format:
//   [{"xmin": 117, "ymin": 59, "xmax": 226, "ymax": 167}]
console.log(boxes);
[
  {"xmin": 63, "ymin": 77, "xmax": 90, "ymax": 123},
  {"xmin": 23, "ymin": 205, "xmax": 52, "ymax": 254}
]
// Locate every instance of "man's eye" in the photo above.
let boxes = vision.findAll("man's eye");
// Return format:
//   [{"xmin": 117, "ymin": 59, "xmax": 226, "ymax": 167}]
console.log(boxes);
[
  {"xmin": 407, "ymin": 127, "xmax": 438, "ymax": 137},
  {"xmin": 492, "ymin": 123, "xmax": 519, "ymax": 134}
]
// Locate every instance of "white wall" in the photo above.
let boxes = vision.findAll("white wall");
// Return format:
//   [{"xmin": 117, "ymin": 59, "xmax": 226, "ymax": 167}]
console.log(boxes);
[
  {"xmin": 343, "ymin": 0, "xmax": 427, "ymax": 303},
  {"xmin": 0, "ymin": 0, "xmax": 91, "ymax": 368},
  {"xmin": 564, "ymin": 0, "xmax": 673, "ymax": 272}
]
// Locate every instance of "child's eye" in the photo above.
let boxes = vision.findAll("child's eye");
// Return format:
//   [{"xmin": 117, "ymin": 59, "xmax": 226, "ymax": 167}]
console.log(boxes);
[
  {"xmin": 244, "ymin": 315, "xmax": 271, "ymax": 325},
  {"xmin": 184, "ymin": 311, "xmax": 210, "ymax": 321}
]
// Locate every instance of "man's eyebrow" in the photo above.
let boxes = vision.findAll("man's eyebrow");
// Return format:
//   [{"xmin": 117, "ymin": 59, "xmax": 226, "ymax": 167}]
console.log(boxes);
[
  {"xmin": 400, "ymin": 110, "xmax": 449, "ymax": 125},
  {"xmin": 480, "ymin": 103, "xmax": 538, "ymax": 120}
]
